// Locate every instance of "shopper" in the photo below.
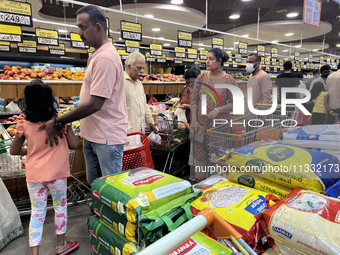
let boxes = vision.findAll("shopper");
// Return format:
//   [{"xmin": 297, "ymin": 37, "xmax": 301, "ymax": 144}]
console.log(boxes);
[
  {"xmin": 275, "ymin": 61, "xmax": 300, "ymax": 104},
  {"xmin": 124, "ymin": 52, "xmax": 158, "ymax": 133},
  {"xmin": 297, "ymin": 73, "xmax": 306, "ymax": 98},
  {"xmin": 178, "ymin": 67, "xmax": 201, "ymax": 122},
  {"xmin": 246, "ymin": 53, "xmax": 272, "ymax": 113},
  {"xmin": 38, "ymin": 5, "xmax": 128, "ymax": 185},
  {"xmin": 191, "ymin": 48, "xmax": 237, "ymax": 182},
  {"xmin": 310, "ymin": 82, "xmax": 332, "ymax": 125},
  {"xmin": 10, "ymin": 80, "xmax": 79, "ymax": 255},
  {"xmin": 309, "ymin": 65, "xmax": 330, "ymax": 92},
  {"xmin": 304, "ymin": 69, "xmax": 320, "ymax": 113},
  {"xmin": 326, "ymin": 63, "xmax": 340, "ymax": 124}
]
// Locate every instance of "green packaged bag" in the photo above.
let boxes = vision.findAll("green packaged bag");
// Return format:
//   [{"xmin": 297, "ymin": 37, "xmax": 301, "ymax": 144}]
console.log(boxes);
[
  {"xmin": 87, "ymin": 216, "xmax": 140, "ymax": 255},
  {"xmin": 91, "ymin": 168, "xmax": 193, "ymax": 223},
  {"xmin": 92, "ymin": 192, "xmax": 202, "ymax": 244}
]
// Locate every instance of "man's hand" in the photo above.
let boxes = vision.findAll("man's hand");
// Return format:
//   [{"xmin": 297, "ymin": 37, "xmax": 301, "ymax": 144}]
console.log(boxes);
[
  {"xmin": 38, "ymin": 119, "xmax": 63, "ymax": 147},
  {"xmin": 151, "ymin": 124, "xmax": 159, "ymax": 134}
]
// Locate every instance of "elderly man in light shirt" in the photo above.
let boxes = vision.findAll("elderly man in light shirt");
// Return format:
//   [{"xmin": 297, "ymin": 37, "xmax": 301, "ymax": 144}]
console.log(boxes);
[
  {"xmin": 124, "ymin": 52, "xmax": 158, "ymax": 133},
  {"xmin": 326, "ymin": 63, "xmax": 340, "ymax": 124}
]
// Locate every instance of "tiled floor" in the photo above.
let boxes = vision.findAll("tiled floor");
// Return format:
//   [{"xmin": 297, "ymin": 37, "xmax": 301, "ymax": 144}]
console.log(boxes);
[{"xmin": 2, "ymin": 203, "xmax": 93, "ymax": 255}]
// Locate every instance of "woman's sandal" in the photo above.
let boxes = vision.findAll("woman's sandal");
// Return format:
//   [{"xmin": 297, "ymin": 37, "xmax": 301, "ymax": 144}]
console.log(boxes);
[{"xmin": 56, "ymin": 240, "xmax": 79, "ymax": 255}]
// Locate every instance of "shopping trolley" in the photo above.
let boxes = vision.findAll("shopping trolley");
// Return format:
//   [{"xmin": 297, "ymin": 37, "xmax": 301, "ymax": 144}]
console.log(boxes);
[
  {"xmin": 138, "ymin": 207, "xmax": 257, "ymax": 255},
  {"xmin": 207, "ymin": 104, "xmax": 300, "ymax": 163}
]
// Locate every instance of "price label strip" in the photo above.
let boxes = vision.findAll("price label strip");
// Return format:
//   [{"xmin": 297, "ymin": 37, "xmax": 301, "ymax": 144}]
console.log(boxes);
[
  {"xmin": 0, "ymin": 41, "xmax": 10, "ymax": 51},
  {"xmin": 257, "ymin": 45, "xmax": 265, "ymax": 57},
  {"xmin": 118, "ymin": 49, "xmax": 129, "ymax": 60},
  {"xmin": 36, "ymin": 28, "xmax": 58, "ymax": 46},
  {"xmin": 157, "ymin": 53, "xmax": 166, "ymax": 63},
  {"xmin": 178, "ymin": 31, "xmax": 192, "ymax": 48},
  {"xmin": 187, "ymin": 48, "xmax": 197, "ymax": 59},
  {"xmin": 125, "ymin": 40, "xmax": 139, "ymax": 53},
  {"xmin": 238, "ymin": 42, "xmax": 248, "ymax": 55},
  {"xmin": 49, "ymin": 43, "xmax": 65, "ymax": 55},
  {"xmin": 120, "ymin": 21, "xmax": 142, "ymax": 41},
  {"xmin": 0, "ymin": 0, "xmax": 32, "ymax": 27},
  {"xmin": 234, "ymin": 54, "xmax": 242, "ymax": 63},
  {"xmin": 200, "ymin": 50, "xmax": 207, "ymax": 60},
  {"xmin": 294, "ymin": 51, "xmax": 300, "ymax": 61},
  {"xmin": 212, "ymin": 37, "xmax": 223, "ymax": 51},
  {"xmin": 70, "ymin": 32, "xmax": 88, "ymax": 49},
  {"xmin": 18, "ymin": 40, "xmax": 36, "ymax": 53},
  {"xmin": 150, "ymin": 43, "xmax": 162, "ymax": 56},
  {"xmin": 271, "ymin": 48, "xmax": 278, "ymax": 58},
  {"xmin": 175, "ymin": 46, "xmax": 186, "ymax": 58},
  {"xmin": 0, "ymin": 23, "xmax": 21, "ymax": 42},
  {"xmin": 145, "ymin": 52, "xmax": 155, "ymax": 62},
  {"xmin": 174, "ymin": 58, "xmax": 183, "ymax": 64}
]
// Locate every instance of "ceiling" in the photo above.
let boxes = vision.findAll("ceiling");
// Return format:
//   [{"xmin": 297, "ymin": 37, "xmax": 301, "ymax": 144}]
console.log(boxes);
[{"xmin": 23, "ymin": 0, "xmax": 340, "ymax": 58}]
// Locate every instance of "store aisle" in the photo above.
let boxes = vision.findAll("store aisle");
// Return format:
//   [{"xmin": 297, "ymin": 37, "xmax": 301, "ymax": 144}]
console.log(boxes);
[{"xmin": 2, "ymin": 203, "xmax": 93, "ymax": 255}]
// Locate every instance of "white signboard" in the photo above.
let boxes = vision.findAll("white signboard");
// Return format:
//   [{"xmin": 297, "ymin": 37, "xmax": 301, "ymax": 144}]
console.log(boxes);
[{"xmin": 303, "ymin": 0, "xmax": 321, "ymax": 27}]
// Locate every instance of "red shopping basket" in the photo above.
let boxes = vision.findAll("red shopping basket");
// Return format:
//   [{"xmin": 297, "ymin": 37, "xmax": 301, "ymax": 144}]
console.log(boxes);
[{"xmin": 122, "ymin": 132, "xmax": 154, "ymax": 171}]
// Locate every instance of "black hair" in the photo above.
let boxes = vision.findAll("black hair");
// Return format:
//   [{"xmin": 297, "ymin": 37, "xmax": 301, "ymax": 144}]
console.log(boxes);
[
  {"xmin": 283, "ymin": 61, "xmax": 292, "ymax": 71},
  {"xmin": 337, "ymin": 63, "xmax": 340, "ymax": 70},
  {"xmin": 320, "ymin": 65, "xmax": 330, "ymax": 73},
  {"xmin": 312, "ymin": 69, "xmax": 320, "ymax": 75},
  {"xmin": 296, "ymin": 73, "xmax": 303, "ymax": 80},
  {"xmin": 208, "ymin": 48, "xmax": 227, "ymax": 67},
  {"xmin": 76, "ymin": 5, "xmax": 107, "ymax": 31},
  {"xmin": 249, "ymin": 53, "xmax": 261, "ymax": 62},
  {"xmin": 24, "ymin": 80, "xmax": 57, "ymax": 123},
  {"xmin": 184, "ymin": 66, "xmax": 201, "ymax": 79},
  {"xmin": 310, "ymin": 82, "xmax": 326, "ymax": 101}
]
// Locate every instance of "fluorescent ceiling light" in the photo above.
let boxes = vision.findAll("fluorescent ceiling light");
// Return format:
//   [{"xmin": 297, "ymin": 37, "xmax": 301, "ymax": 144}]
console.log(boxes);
[
  {"xmin": 198, "ymin": 47, "xmax": 204, "ymax": 50},
  {"xmin": 285, "ymin": 33, "xmax": 294, "ymax": 36},
  {"xmin": 119, "ymin": 38, "xmax": 122, "ymax": 40},
  {"xmin": 144, "ymin": 14, "xmax": 154, "ymax": 18},
  {"xmin": 271, "ymin": 40, "xmax": 278, "ymax": 43},
  {"xmin": 241, "ymin": 0, "xmax": 252, "ymax": 1},
  {"xmin": 337, "ymin": 44, "xmax": 340, "ymax": 47},
  {"xmin": 163, "ymin": 43, "xmax": 170, "ymax": 46},
  {"xmin": 228, "ymin": 47, "xmax": 234, "ymax": 50},
  {"xmin": 198, "ymin": 43, "xmax": 203, "ymax": 45},
  {"xmin": 152, "ymin": 28, "xmax": 160, "ymax": 32},
  {"xmin": 287, "ymin": 12, "xmax": 298, "ymax": 18},
  {"xmin": 58, "ymin": 29, "xmax": 67, "ymax": 33},
  {"xmin": 158, "ymin": 37, "xmax": 165, "ymax": 40},
  {"xmin": 282, "ymin": 50, "xmax": 289, "ymax": 52},
  {"xmin": 313, "ymin": 49, "xmax": 319, "ymax": 51},
  {"xmin": 295, "ymin": 45, "xmax": 301, "ymax": 48},
  {"xmin": 171, "ymin": 0, "xmax": 183, "ymax": 4},
  {"xmin": 226, "ymin": 51, "xmax": 232, "ymax": 53},
  {"xmin": 229, "ymin": 14, "xmax": 240, "ymax": 19},
  {"xmin": 242, "ymin": 34, "xmax": 249, "ymax": 37},
  {"xmin": 234, "ymin": 41, "xmax": 239, "ymax": 44}
]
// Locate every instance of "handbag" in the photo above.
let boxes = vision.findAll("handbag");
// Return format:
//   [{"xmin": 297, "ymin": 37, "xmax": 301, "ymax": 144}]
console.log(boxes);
[{"xmin": 190, "ymin": 125, "xmax": 206, "ymax": 143}]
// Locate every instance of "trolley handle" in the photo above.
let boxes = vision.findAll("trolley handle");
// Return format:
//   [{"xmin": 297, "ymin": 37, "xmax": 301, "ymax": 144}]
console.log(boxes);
[{"xmin": 127, "ymin": 132, "xmax": 147, "ymax": 140}]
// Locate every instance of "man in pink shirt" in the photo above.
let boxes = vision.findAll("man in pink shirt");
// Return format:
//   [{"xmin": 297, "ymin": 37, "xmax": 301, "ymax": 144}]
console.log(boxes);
[
  {"xmin": 245, "ymin": 53, "xmax": 272, "ymax": 114},
  {"xmin": 40, "ymin": 6, "xmax": 128, "ymax": 185}
]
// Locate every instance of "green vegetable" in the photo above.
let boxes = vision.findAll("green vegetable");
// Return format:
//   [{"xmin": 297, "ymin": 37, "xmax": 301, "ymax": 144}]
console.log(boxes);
[{"xmin": 307, "ymin": 200, "xmax": 314, "ymax": 208}]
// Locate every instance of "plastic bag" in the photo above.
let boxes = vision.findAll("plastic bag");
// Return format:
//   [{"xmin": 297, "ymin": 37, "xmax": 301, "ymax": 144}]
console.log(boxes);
[
  {"xmin": 5, "ymin": 101, "xmax": 20, "ymax": 112},
  {"xmin": 124, "ymin": 134, "xmax": 142, "ymax": 151},
  {"xmin": 148, "ymin": 97, "xmax": 166, "ymax": 114},
  {"xmin": 174, "ymin": 107, "xmax": 187, "ymax": 130},
  {"xmin": 148, "ymin": 132, "xmax": 161, "ymax": 145}
]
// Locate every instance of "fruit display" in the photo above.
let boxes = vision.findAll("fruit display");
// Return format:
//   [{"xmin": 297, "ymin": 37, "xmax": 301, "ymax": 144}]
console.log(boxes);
[
  {"xmin": 2, "ymin": 113, "xmax": 25, "ymax": 123},
  {"xmin": 62, "ymin": 69, "xmax": 85, "ymax": 81},
  {"xmin": 142, "ymin": 74, "xmax": 185, "ymax": 82},
  {"xmin": 6, "ymin": 124, "xmax": 18, "ymax": 137},
  {"xmin": 0, "ymin": 66, "xmax": 67, "ymax": 81},
  {"xmin": 58, "ymin": 107, "xmax": 80, "ymax": 129},
  {"xmin": 164, "ymin": 67, "xmax": 172, "ymax": 74}
]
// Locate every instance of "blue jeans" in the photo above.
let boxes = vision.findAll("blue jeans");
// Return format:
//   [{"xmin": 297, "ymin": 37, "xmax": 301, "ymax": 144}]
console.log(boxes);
[{"xmin": 83, "ymin": 139, "xmax": 124, "ymax": 185}]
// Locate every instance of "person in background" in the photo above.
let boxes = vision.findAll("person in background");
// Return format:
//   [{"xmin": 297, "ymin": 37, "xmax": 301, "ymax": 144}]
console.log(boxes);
[
  {"xmin": 326, "ymin": 63, "xmax": 340, "ymax": 124},
  {"xmin": 38, "ymin": 5, "xmax": 128, "ymax": 185},
  {"xmin": 304, "ymin": 69, "xmax": 320, "ymax": 113},
  {"xmin": 124, "ymin": 52, "xmax": 158, "ymax": 133},
  {"xmin": 10, "ymin": 80, "xmax": 79, "ymax": 255},
  {"xmin": 246, "ymin": 53, "xmax": 272, "ymax": 113},
  {"xmin": 191, "ymin": 48, "xmax": 237, "ymax": 182},
  {"xmin": 310, "ymin": 82, "xmax": 332, "ymax": 125},
  {"xmin": 178, "ymin": 66, "xmax": 201, "ymax": 122},
  {"xmin": 309, "ymin": 65, "xmax": 330, "ymax": 92},
  {"xmin": 275, "ymin": 61, "xmax": 300, "ymax": 104},
  {"xmin": 296, "ymin": 73, "xmax": 306, "ymax": 98}
]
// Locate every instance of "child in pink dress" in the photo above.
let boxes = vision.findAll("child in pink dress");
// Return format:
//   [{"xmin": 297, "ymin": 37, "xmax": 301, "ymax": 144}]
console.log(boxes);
[{"xmin": 10, "ymin": 80, "xmax": 79, "ymax": 255}]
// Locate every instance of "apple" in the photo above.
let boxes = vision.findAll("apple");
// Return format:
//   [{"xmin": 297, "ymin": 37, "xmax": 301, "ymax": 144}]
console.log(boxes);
[
  {"xmin": 13, "ymin": 73, "xmax": 19, "ymax": 78},
  {"xmin": 24, "ymin": 76, "xmax": 30, "ymax": 80},
  {"xmin": 8, "ymin": 77, "xmax": 13, "ymax": 80},
  {"xmin": 30, "ymin": 72, "xmax": 37, "ymax": 78},
  {"xmin": 13, "ymin": 115, "xmax": 18, "ymax": 120},
  {"xmin": 14, "ymin": 77, "xmax": 20, "ymax": 80},
  {"xmin": 6, "ymin": 128, "xmax": 14, "ymax": 133},
  {"xmin": 8, "ymin": 71, "xmax": 14, "ymax": 76},
  {"xmin": 38, "ymin": 72, "xmax": 46, "ymax": 78},
  {"xmin": 41, "ymin": 77, "xmax": 46, "ymax": 80},
  {"xmin": 16, "ymin": 66, "xmax": 22, "ymax": 70},
  {"xmin": 4, "ymin": 65, "xmax": 11, "ymax": 71},
  {"xmin": 48, "ymin": 69, "xmax": 54, "ymax": 74},
  {"xmin": 19, "ymin": 114, "xmax": 25, "ymax": 117},
  {"xmin": 9, "ymin": 130, "xmax": 17, "ymax": 137},
  {"xmin": 52, "ymin": 73, "xmax": 58, "ymax": 78},
  {"xmin": 7, "ymin": 117, "xmax": 14, "ymax": 122},
  {"xmin": 21, "ymin": 68, "xmax": 27, "ymax": 74}
]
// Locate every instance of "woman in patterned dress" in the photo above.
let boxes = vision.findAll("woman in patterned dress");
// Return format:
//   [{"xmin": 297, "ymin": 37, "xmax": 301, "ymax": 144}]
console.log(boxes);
[{"xmin": 191, "ymin": 48, "xmax": 238, "ymax": 181}]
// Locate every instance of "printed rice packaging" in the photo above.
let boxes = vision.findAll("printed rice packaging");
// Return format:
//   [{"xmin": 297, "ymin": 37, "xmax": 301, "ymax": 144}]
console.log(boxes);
[
  {"xmin": 166, "ymin": 231, "xmax": 232, "ymax": 255},
  {"xmin": 190, "ymin": 181, "xmax": 279, "ymax": 245},
  {"xmin": 256, "ymin": 189, "xmax": 340, "ymax": 255},
  {"xmin": 91, "ymin": 168, "xmax": 193, "ymax": 223},
  {"xmin": 88, "ymin": 216, "xmax": 140, "ymax": 255},
  {"xmin": 226, "ymin": 172, "xmax": 291, "ymax": 199},
  {"xmin": 223, "ymin": 140, "xmax": 340, "ymax": 194},
  {"xmin": 92, "ymin": 192, "xmax": 200, "ymax": 244}
]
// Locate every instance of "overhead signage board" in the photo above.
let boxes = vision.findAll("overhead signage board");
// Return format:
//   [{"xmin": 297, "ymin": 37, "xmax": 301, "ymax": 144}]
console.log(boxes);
[
  {"xmin": 120, "ymin": 21, "xmax": 142, "ymax": 41},
  {"xmin": 18, "ymin": 40, "xmax": 36, "ymax": 53},
  {"xmin": 0, "ymin": 41, "xmax": 9, "ymax": 51},
  {"xmin": 303, "ymin": 0, "xmax": 321, "ymax": 28},
  {"xmin": 271, "ymin": 48, "xmax": 278, "ymax": 58},
  {"xmin": 174, "ymin": 58, "xmax": 183, "ymax": 64},
  {"xmin": 157, "ymin": 53, "xmax": 166, "ymax": 63},
  {"xmin": 238, "ymin": 42, "xmax": 248, "ymax": 55},
  {"xmin": 87, "ymin": 47, "xmax": 95, "ymax": 57},
  {"xmin": 70, "ymin": 32, "xmax": 88, "ymax": 49},
  {"xmin": 118, "ymin": 49, "xmax": 129, "ymax": 60},
  {"xmin": 49, "ymin": 43, "xmax": 65, "ymax": 55},
  {"xmin": 200, "ymin": 50, "xmax": 207, "ymax": 60},
  {"xmin": 149, "ymin": 43, "xmax": 162, "ymax": 56},
  {"xmin": 145, "ymin": 52, "xmax": 155, "ymax": 62},
  {"xmin": 36, "ymin": 28, "xmax": 58, "ymax": 46},
  {"xmin": 235, "ymin": 54, "xmax": 242, "ymax": 63},
  {"xmin": 175, "ymin": 46, "xmax": 186, "ymax": 58},
  {"xmin": 257, "ymin": 45, "xmax": 265, "ymax": 57},
  {"xmin": 0, "ymin": 0, "xmax": 32, "ymax": 27},
  {"xmin": 212, "ymin": 37, "xmax": 223, "ymax": 51},
  {"xmin": 309, "ymin": 54, "xmax": 313, "ymax": 62},
  {"xmin": 0, "ymin": 24, "xmax": 21, "ymax": 42},
  {"xmin": 178, "ymin": 31, "xmax": 192, "ymax": 48},
  {"xmin": 294, "ymin": 51, "xmax": 300, "ymax": 61},
  {"xmin": 187, "ymin": 48, "xmax": 197, "ymax": 59},
  {"xmin": 125, "ymin": 40, "xmax": 139, "ymax": 53}
]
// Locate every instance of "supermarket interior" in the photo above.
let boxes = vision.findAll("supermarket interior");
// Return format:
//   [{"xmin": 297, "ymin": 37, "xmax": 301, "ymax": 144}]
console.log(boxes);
[{"xmin": 1, "ymin": 0, "xmax": 340, "ymax": 254}]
